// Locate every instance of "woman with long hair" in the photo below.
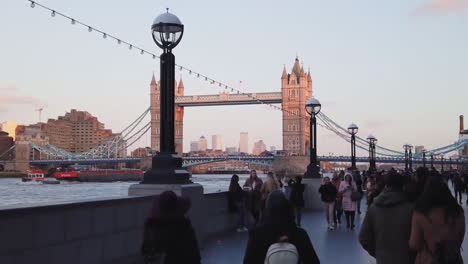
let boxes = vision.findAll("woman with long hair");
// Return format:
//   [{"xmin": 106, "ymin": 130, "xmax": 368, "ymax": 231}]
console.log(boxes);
[
  {"xmin": 409, "ymin": 176, "xmax": 465, "ymax": 264},
  {"xmin": 339, "ymin": 173, "xmax": 358, "ymax": 229},
  {"xmin": 243, "ymin": 191, "xmax": 320, "ymax": 264},
  {"xmin": 244, "ymin": 170, "xmax": 263, "ymax": 225}
]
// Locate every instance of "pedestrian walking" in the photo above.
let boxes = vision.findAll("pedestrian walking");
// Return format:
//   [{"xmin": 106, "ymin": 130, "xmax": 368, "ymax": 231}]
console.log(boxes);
[
  {"xmin": 331, "ymin": 173, "xmax": 343, "ymax": 226},
  {"xmin": 289, "ymin": 176, "xmax": 305, "ymax": 227},
  {"xmin": 141, "ymin": 191, "xmax": 201, "ymax": 264},
  {"xmin": 359, "ymin": 171, "xmax": 415, "ymax": 264},
  {"xmin": 243, "ymin": 191, "xmax": 320, "ymax": 264},
  {"xmin": 318, "ymin": 176, "xmax": 338, "ymax": 230},
  {"xmin": 244, "ymin": 170, "xmax": 263, "ymax": 225},
  {"xmin": 353, "ymin": 171, "xmax": 364, "ymax": 214},
  {"xmin": 453, "ymin": 172, "xmax": 465, "ymax": 204},
  {"xmin": 229, "ymin": 174, "xmax": 248, "ymax": 232},
  {"xmin": 409, "ymin": 176, "xmax": 465, "ymax": 264},
  {"xmin": 339, "ymin": 173, "xmax": 357, "ymax": 229}
]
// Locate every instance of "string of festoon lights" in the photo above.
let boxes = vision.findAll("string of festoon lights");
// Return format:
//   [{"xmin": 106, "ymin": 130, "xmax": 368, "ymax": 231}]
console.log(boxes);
[{"xmin": 27, "ymin": 0, "xmax": 334, "ymax": 131}]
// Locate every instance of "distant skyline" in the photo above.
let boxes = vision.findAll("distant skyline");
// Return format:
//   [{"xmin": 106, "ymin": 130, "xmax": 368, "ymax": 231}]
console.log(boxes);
[{"xmin": 1, "ymin": 0, "xmax": 467, "ymax": 156}]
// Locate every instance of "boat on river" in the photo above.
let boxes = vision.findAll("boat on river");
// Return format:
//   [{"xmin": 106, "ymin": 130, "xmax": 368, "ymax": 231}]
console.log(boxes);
[{"xmin": 22, "ymin": 170, "xmax": 45, "ymax": 182}]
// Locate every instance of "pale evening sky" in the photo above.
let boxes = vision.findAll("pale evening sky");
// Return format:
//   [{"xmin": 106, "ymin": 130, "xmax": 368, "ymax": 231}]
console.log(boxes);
[{"xmin": 0, "ymin": 0, "xmax": 467, "ymax": 155}]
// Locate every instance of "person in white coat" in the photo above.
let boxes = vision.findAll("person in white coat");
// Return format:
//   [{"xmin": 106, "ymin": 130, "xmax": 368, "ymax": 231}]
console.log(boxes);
[{"xmin": 339, "ymin": 174, "xmax": 357, "ymax": 229}]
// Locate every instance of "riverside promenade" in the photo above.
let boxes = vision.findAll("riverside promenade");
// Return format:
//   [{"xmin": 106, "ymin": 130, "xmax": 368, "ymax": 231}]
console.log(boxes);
[{"xmin": 202, "ymin": 201, "xmax": 468, "ymax": 264}]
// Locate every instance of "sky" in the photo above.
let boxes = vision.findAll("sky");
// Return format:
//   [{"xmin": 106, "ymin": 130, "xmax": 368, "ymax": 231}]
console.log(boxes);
[{"xmin": 0, "ymin": 0, "xmax": 467, "ymax": 156}]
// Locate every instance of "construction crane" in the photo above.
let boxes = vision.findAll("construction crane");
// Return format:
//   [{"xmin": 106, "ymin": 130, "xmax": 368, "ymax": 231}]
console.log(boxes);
[{"xmin": 36, "ymin": 108, "xmax": 43, "ymax": 123}]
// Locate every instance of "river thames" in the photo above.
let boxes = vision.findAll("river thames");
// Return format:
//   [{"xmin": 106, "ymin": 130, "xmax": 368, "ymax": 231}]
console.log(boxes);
[{"xmin": 0, "ymin": 174, "xmax": 261, "ymax": 207}]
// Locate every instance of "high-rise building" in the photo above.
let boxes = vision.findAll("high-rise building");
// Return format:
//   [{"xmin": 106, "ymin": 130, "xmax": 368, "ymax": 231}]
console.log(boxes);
[
  {"xmin": 1, "ymin": 120, "xmax": 18, "ymax": 141},
  {"xmin": 0, "ymin": 131, "xmax": 14, "ymax": 160},
  {"xmin": 212, "ymin": 135, "xmax": 223, "ymax": 151},
  {"xmin": 225, "ymin": 147, "xmax": 237, "ymax": 155},
  {"xmin": 16, "ymin": 109, "xmax": 121, "ymax": 155},
  {"xmin": 150, "ymin": 74, "xmax": 185, "ymax": 154},
  {"xmin": 281, "ymin": 56, "xmax": 312, "ymax": 155},
  {"xmin": 190, "ymin": 141, "xmax": 199, "ymax": 152},
  {"xmin": 198, "ymin": 136, "xmax": 208, "ymax": 151},
  {"xmin": 252, "ymin": 140, "xmax": 267, "ymax": 155},
  {"xmin": 270, "ymin": 146, "xmax": 277, "ymax": 152},
  {"xmin": 414, "ymin": 145, "xmax": 425, "ymax": 154},
  {"xmin": 239, "ymin": 132, "xmax": 248, "ymax": 153}
]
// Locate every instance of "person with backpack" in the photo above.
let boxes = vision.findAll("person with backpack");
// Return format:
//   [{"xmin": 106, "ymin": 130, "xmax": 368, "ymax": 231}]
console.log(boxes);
[
  {"xmin": 243, "ymin": 191, "xmax": 320, "ymax": 264},
  {"xmin": 318, "ymin": 176, "xmax": 338, "ymax": 230},
  {"xmin": 409, "ymin": 176, "xmax": 465, "ymax": 264},
  {"xmin": 359, "ymin": 170, "xmax": 415, "ymax": 264},
  {"xmin": 141, "ymin": 191, "xmax": 201, "ymax": 264}
]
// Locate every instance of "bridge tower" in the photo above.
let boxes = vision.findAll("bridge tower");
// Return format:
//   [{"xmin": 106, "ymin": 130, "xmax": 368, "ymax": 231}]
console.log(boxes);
[
  {"xmin": 281, "ymin": 56, "xmax": 313, "ymax": 156},
  {"xmin": 150, "ymin": 74, "xmax": 184, "ymax": 154}
]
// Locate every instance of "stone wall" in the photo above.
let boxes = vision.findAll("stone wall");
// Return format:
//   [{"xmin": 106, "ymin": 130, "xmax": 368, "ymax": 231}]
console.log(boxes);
[
  {"xmin": 273, "ymin": 156, "xmax": 310, "ymax": 177},
  {"xmin": 0, "ymin": 191, "xmax": 237, "ymax": 264}
]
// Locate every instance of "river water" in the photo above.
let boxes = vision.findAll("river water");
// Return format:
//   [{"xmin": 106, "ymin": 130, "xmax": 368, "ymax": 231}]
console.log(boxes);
[{"xmin": 0, "ymin": 174, "xmax": 263, "ymax": 208}]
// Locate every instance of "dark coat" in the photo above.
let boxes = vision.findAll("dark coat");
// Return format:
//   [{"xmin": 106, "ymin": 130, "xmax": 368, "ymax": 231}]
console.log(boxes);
[
  {"xmin": 142, "ymin": 216, "xmax": 201, "ymax": 264},
  {"xmin": 228, "ymin": 182, "xmax": 244, "ymax": 212},
  {"xmin": 243, "ymin": 224, "xmax": 320, "ymax": 264},
  {"xmin": 359, "ymin": 188, "xmax": 415, "ymax": 264},
  {"xmin": 318, "ymin": 183, "xmax": 337, "ymax": 203},
  {"xmin": 290, "ymin": 182, "xmax": 305, "ymax": 207}
]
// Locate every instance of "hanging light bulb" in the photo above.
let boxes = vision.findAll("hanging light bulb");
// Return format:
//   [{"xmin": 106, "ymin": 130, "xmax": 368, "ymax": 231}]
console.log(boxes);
[
  {"xmin": 51, "ymin": 10, "xmax": 56, "ymax": 17},
  {"xmin": 189, "ymin": 70, "xmax": 192, "ymax": 75},
  {"xmin": 103, "ymin": 33, "xmax": 107, "ymax": 39},
  {"xmin": 129, "ymin": 44, "xmax": 133, "ymax": 50},
  {"xmin": 30, "ymin": 1, "xmax": 35, "ymax": 8},
  {"xmin": 88, "ymin": 26, "xmax": 92, "ymax": 32},
  {"xmin": 117, "ymin": 39, "xmax": 121, "ymax": 44},
  {"xmin": 152, "ymin": 55, "xmax": 156, "ymax": 59},
  {"xmin": 179, "ymin": 66, "xmax": 183, "ymax": 71},
  {"xmin": 71, "ymin": 19, "xmax": 75, "ymax": 25},
  {"xmin": 140, "ymin": 49, "xmax": 144, "ymax": 55},
  {"xmin": 197, "ymin": 73, "xmax": 200, "ymax": 78},
  {"xmin": 205, "ymin": 77, "xmax": 208, "ymax": 81}
]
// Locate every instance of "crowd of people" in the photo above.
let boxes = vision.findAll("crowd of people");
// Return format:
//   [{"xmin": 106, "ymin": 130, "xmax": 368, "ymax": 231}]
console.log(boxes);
[{"xmin": 140, "ymin": 167, "xmax": 467, "ymax": 264}]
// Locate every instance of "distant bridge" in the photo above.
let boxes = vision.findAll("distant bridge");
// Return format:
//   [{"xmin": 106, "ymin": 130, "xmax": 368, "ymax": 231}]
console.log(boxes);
[{"xmin": 28, "ymin": 155, "xmax": 467, "ymax": 167}]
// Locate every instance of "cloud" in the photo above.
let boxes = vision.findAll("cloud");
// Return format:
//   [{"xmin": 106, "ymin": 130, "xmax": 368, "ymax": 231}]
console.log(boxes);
[
  {"xmin": 413, "ymin": 0, "xmax": 468, "ymax": 15},
  {"xmin": 0, "ymin": 95, "xmax": 46, "ymax": 113},
  {"xmin": 0, "ymin": 84, "xmax": 19, "ymax": 92}
]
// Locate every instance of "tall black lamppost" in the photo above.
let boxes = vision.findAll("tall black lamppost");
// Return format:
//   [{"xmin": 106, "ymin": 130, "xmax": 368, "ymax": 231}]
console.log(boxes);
[
  {"xmin": 409, "ymin": 145, "xmax": 413, "ymax": 171},
  {"xmin": 422, "ymin": 150, "xmax": 427, "ymax": 168},
  {"xmin": 142, "ymin": 10, "xmax": 190, "ymax": 184},
  {"xmin": 449, "ymin": 158, "xmax": 453, "ymax": 171},
  {"xmin": 305, "ymin": 97, "xmax": 321, "ymax": 178},
  {"xmin": 367, "ymin": 135, "xmax": 377, "ymax": 172},
  {"xmin": 403, "ymin": 144, "xmax": 410, "ymax": 171},
  {"xmin": 441, "ymin": 156, "xmax": 444, "ymax": 173},
  {"xmin": 348, "ymin": 123, "xmax": 359, "ymax": 171},
  {"xmin": 431, "ymin": 154, "xmax": 434, "ymax": 169}
]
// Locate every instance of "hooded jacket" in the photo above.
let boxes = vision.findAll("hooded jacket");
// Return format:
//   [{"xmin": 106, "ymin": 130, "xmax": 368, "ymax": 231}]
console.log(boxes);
[
  {"xmin": 142, "ymin": 216, "xmax": 201, "ymax": 264},
  {"xmin": 359, "ymin": 188, "xmax": 414, "ymax": 264}
]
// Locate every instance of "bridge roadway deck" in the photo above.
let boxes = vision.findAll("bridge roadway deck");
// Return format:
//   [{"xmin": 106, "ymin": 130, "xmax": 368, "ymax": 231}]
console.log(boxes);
[{"xmin": 201, "ymin": 199, "xmax": 468, "ymax": 264}]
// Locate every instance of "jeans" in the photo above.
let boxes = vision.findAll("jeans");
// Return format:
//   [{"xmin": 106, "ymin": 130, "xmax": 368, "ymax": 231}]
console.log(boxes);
[
  {"xmin": 324, "ymin": 201, "xmax": 335, "ymax": 226},
  {"xmin": 334, "ymin": 200, "xmax": 343, "ymax": 224},
  {"xmin": 344, "ymin": 210, "xmax": 356, "ymax": 228}
]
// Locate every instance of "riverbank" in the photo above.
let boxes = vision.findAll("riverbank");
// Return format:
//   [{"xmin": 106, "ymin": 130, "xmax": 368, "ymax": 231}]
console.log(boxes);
[{"xmin": 0, "ymin": 172, "xmax": 26, "ymax": 178}]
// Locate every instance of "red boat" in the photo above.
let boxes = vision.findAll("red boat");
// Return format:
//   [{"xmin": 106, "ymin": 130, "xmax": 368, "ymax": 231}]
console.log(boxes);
[{"xmin": 54, "ymin": 171, "xmax": 80, "ymax": 181}]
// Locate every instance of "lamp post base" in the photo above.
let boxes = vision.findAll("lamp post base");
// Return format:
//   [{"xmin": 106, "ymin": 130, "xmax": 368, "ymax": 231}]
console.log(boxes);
[
  {"xmin": 140, "ymin": 152, "xmax": 191, "ymax": 184},
  {"xmin": 304, "ymin": 163, "xmax": 321, "ymax": 178}
]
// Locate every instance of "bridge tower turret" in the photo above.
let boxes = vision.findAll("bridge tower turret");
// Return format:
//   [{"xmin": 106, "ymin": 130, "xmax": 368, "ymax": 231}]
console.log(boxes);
[
  {"xmin": 150, "ymin": 74, "xmax": 160, "ymax": 152},
  {"xmin": 175, "ymin": 78, "xmax": 185, "ymax": 154},
  {"xmin": 150, "ymin": 74, "xmax": 184, "ymax": 155},
  {"xmin": 281, "ymin": 56, "xmax": 313, "ymax": 156}
]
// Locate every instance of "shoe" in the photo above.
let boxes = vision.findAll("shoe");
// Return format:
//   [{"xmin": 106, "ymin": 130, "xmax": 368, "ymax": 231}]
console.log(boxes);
[
  {"xmin": 351, "ymin": 224, "xmax": 355, "ymax": 230},
  {"xmin": 328, "ymin": 225, "xmax": 335, "ymax": 230},
  {"xmin": 236, "ymin": 228, "xmax": 243, "ymax": 232},
  {"xmin": 242, "ymin": 227, "xmax": 249, "ymax": 232}
]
